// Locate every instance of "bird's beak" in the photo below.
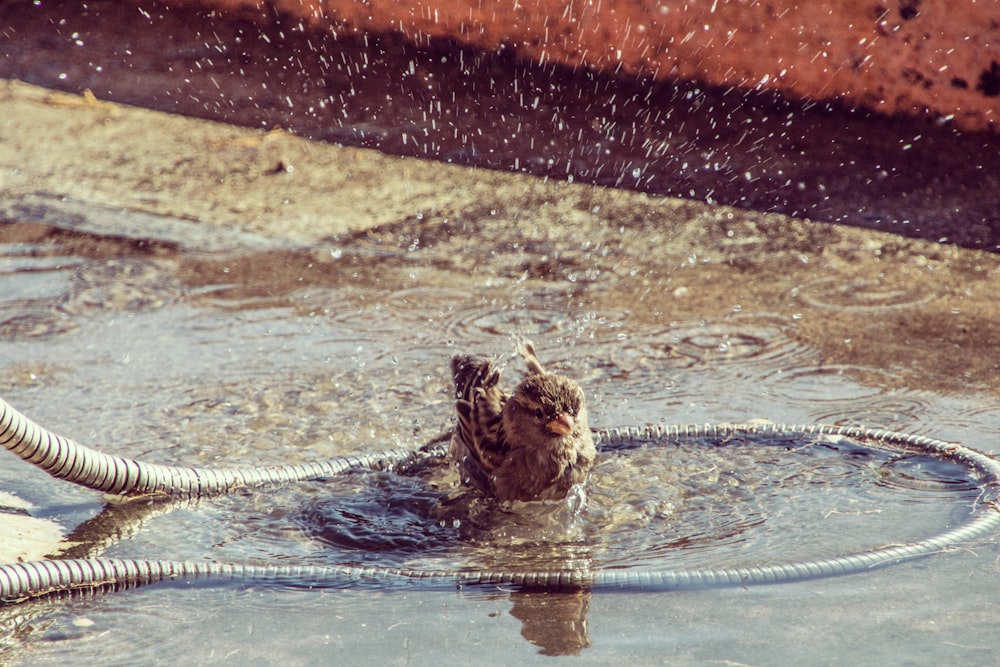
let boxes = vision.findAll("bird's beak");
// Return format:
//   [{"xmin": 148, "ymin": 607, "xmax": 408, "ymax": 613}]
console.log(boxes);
[{"xmin": 547, "ymin": 413, "xmax": 575, "ymax": 436}]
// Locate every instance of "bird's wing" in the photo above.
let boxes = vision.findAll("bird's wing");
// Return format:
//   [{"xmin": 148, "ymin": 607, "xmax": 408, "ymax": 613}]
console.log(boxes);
[{"xmin": 450, "ymin": 355, "xmax": 511, "ymax": 488}]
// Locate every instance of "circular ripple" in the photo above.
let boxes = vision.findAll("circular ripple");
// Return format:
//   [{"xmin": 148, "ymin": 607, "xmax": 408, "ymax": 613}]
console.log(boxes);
[
  {"xmin": 0, "ymin": 254, "xmax": 79, "ymax": 340},
  {"xmin": 0, "ymin": 308, "xmax": 77, "ymax": 340},
  {"xmin": 764, "ymin": 366, "xmax": 935, "ymax": 427},
  {"xmin": 798, "ymin": 276, "xmax": 935, "ymax": 313},
  {"xmin": 58, "ymin": 258, "xmax": 183, "ymax": 315},
  {"xmin": 631, "ymin": 318, "xmax": 813, "ymax": 371},
  {"xmin": 924, "ymin": 402, "xmax": 1000, "ymax": 447},
  {"xmin": 875, "ymin": 456, "xmax": 981, "ymax": 496},
  {"xmin": 297, "ymin": 471, "xmax": 462, "ymax": 563},
  {"xmin": 422, "ymin": 281, "xmax": 628, "ymax": 348},
  {"xmin": 443, "ymin": 299, "xmax": 577, "ymax": 342},
  {"xmin": 378, "ymin": 285, "xmax": 474, "ymax": 316},
  {"xmin": 216, "ymin": 427, "xmax": 991, "ymax": 576},
  {"xmin": 593, "ymin": 319, "xmax": 815, "ymax": 412}
]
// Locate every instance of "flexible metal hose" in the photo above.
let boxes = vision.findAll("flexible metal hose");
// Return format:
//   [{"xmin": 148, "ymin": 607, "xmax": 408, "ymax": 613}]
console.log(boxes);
[
  {"xmin": 2, "ymin": 396, "xmax": 1000, "ymax": 602},
  {"xmin": 0, "ymin": 396, "xmax": 430, "ymax": 496}
]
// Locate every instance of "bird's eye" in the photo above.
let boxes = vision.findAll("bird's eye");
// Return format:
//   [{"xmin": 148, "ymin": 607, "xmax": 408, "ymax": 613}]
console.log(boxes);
[{"xmin": 534, "ymin": 408, "xmax": 545, "ymax": 420}]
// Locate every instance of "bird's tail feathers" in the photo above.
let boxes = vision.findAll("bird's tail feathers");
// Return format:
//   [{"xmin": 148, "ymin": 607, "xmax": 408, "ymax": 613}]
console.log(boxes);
[{"xmin": 518, "ymin": 339, "xmax": 547, "ymax": 375}]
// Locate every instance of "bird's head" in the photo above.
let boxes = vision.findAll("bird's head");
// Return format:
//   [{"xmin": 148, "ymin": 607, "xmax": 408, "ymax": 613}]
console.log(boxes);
[{"xmin": 505, "ymin": 373, "xmax": 587, "ymax": 446}]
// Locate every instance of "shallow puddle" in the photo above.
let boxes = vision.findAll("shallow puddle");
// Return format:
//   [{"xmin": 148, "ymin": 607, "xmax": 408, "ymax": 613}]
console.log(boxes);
[{"xmin": 2, "ymin": 198, "xmax": 1000, "ymax": 662}]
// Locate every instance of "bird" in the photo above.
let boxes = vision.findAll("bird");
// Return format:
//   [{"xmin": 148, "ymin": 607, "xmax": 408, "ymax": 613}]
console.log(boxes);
[{"xmin": 449, "ymin": 341, "xmax": 596, "ymax": 502}]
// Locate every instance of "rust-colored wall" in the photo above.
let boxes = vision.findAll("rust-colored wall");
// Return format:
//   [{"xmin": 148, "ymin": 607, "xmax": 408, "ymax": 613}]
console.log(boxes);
[{"xmin": 152, "ymin": 0, "xmax": 997, "ymax": 133}]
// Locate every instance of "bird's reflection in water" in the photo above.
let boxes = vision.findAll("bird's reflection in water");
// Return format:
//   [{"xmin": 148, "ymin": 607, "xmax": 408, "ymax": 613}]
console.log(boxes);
[
  {"xmin": 510, "ymin": 587, "xmax": 592, "ymax": 656},
  {"xmin": 304, "ymin": 464, "xmax": 597, "ymax": 654},
  {"xmin": 439, "ymin": 494, "xmax": 595, "ymax": 657}
]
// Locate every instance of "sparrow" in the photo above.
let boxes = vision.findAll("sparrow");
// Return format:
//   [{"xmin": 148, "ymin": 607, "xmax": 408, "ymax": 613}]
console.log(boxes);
[{"xmin": 449, "ymin": 341, "xmax": 596, "ymax": 502}]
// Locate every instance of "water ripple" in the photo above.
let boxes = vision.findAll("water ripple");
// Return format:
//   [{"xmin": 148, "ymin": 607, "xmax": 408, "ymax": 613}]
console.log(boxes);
[
  {"xmin": 797, "ymin": 276, "xmax": 936, "ymax": 313},
  {"xmin": 626, "ymin": 317, "xmax": 814, "ymax": 373},
  {"xmin": 0, "ymin": 591, "xmax": 218, "ymax": 667},
  {"xmin": 140, "ymin": 432, "xmax": 988, "ymax": 577},
  {"xmin": 764, "ymin": 366, "xmax": 935, "ymax": 428},
  {"xmin": 58, "ymin": 258, "xmax": 183, "ymax": 315},
  {"xmin": 0, "ymin": 308, "xmax": 77, "ymax": 340}
]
